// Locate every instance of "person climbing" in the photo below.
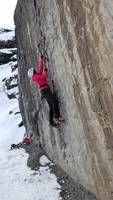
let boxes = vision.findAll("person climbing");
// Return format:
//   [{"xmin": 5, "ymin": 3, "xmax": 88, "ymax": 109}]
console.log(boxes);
[{"xmin": 28, "ymin": 55, "xmax": 64, "ymax": 127}]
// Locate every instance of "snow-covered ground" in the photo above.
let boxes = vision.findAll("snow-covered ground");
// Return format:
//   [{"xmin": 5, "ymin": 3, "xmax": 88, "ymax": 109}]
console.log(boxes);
[
  {"xmin": 0, "ymin": 29, "xmax": 62, "ymax": 200},
  {"xmin": 0, "ymin": 48, "xmax": 17, "ymax": 54},
  {"xmin": 0, "ymin": 28, "xmax": 15, "ymax": 40}
]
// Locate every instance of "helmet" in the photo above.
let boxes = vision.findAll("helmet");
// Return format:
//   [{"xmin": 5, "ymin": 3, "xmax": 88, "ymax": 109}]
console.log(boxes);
[{"xmin": 28, "ymin": 68, "xmax": 35, "ymax": 78}]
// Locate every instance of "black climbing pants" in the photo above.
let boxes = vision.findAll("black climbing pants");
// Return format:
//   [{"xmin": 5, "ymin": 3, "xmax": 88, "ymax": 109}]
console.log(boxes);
[{"xmin": 41, "ymin": 88, "xmax": 60, "ymax": 123}]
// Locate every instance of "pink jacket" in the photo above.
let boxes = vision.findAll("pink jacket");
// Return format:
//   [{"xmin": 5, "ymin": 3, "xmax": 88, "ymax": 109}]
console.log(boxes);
[{"xmin": 32, "ymin": 58, "xmax": 49, "ymax": 91}]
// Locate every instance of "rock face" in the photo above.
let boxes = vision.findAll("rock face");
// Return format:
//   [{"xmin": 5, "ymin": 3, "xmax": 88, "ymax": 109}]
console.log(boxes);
[{"xmin": 14, "ymin": 0, "xmax": 113, "ymax": 199}]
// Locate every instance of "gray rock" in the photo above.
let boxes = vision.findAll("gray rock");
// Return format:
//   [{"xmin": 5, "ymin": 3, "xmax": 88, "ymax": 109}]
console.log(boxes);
[{"xmin": 14, "ymin": 0, "xmax": 113, "ymax": 199}]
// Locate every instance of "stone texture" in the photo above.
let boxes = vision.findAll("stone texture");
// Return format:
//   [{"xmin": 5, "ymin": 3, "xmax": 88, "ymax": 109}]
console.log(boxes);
[{"xmin": 14, "ymin": 0, "xmax": 113, "ymax": 199}]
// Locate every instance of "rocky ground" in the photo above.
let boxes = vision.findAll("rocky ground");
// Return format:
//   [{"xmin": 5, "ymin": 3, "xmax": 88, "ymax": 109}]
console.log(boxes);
[{"xmin": 21, "ymin": 142, "xmax": 97, "ymax": 200}]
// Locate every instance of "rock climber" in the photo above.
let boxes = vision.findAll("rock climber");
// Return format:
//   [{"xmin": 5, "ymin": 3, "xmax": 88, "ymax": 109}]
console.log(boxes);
[{"xmin": 28, "ymin": 55, "xmax": 64, "ymax": 127}]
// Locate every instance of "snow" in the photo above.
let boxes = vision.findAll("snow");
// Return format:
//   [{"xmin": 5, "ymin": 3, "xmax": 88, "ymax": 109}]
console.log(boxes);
[
  {"xmin": 40, "ymin": 155, "xmax": 52, "ymax": 165},
  {"xmin": 0, "ymin": 48, "xmax": 17, "ymax": 54},
  {"xmin": 11, "ymin": 54, "xmax": 17, "ymax": 59},
  {"xmin": 0, "ymin": 30, "xmax": 62, "ymax": 200},
  {"xmin": 0, "ymin": 29, "xmax": 15, "ymax": 41}
]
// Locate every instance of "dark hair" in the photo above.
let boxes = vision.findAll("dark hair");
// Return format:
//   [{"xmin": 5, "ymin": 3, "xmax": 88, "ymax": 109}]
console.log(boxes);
[{"xmin": 33, "ymin": 69, "xmax": 36, "ymax": 75}]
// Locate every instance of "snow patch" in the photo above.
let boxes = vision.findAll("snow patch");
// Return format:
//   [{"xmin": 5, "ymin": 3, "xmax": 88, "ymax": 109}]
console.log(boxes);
[
  {"xmin": 0, "ymin": 48, "xmax": 17, "ymax": 54},
  {"xmin": 0, "ymin": 30, "xmax": 15, "ymax": 41},
  {"xmin": 40, "ymin": 155, "xmax": 53, "ymax": 165}
]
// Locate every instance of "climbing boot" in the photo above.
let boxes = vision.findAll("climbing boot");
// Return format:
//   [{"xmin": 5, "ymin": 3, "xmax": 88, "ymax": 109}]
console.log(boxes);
[
  {"xmin": 54, "ymin": 117, "xmax": 65, "ymax": 123},
  {"xmin": 49, "ymin": 122, "xmax": 58, "ymax": 128}
]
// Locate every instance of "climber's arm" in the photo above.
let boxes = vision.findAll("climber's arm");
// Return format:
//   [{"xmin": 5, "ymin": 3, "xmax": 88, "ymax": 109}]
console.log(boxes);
[{"xmin": 36, "ymin": 56, "xmax": 44, "ymax": 74}]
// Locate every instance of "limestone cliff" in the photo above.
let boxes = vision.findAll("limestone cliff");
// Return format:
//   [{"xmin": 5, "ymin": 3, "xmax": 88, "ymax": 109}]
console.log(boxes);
[{"xmin": 14, "ymin": 0, "xmax": 113, "ymax": 199}]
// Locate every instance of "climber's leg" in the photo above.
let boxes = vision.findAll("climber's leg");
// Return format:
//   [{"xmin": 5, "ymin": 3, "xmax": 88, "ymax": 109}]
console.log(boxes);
[
  {"xmin": 51, "ymin": 94, "xmax": 65, "ymax": 123},
  {"xmin": 41, "ymin": 88, "xmax": 58, "ymax": 127},
  {"xmin": 47, "ymin": 100, "xmax": 54, "ymax": 123},
  {"xmin": 45, "ymin": 89, "xmax": 60, "ymax": 118}
]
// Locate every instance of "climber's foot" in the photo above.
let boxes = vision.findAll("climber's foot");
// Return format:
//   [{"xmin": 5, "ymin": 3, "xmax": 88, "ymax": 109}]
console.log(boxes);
[
  {"xmin": 54, "ymin": 117, "xmax": 65, "ymax": 123},
  {"xmin": 49, "ymin": 122, "xmax": 58, "ymax": 128}
]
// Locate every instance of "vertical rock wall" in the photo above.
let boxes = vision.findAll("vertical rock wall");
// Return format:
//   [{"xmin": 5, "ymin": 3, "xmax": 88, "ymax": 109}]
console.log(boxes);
[{"xmin": 14, "ymin": 0, "xmax": 113, "ymax": 199}]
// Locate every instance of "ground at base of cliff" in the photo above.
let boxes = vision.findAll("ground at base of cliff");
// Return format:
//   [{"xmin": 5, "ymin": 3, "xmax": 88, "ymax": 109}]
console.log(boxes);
[{"xmin": 23, "ymin": 142, "xmax": 97, "ymax": 200}]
